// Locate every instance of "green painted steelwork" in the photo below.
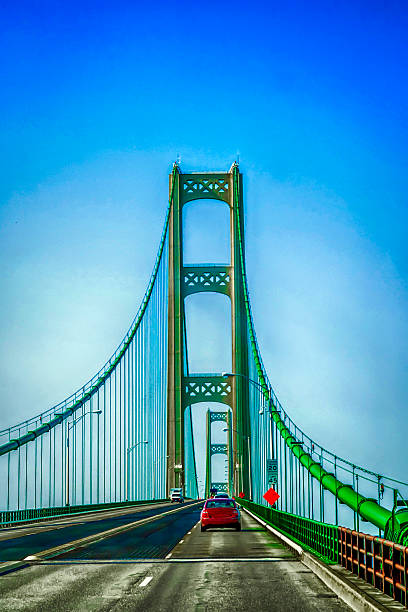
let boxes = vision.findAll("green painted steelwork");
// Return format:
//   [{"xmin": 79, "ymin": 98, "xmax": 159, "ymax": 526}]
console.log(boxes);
[
  {"xmin": 166, "ymin": 167, "xmax": 251, "ymax": 497},
  {"xmin": 211, "ymin": 483, "xmax": 229, "ymax": 493},
  {"xmin": 0, "ymin": 166, "xmax": 178, "ymax": 459},
  {"xmin": 183, "ymin": 375, "xmax": 233, "ymax": 407},
  {"xmin": 231, "ymin": 164, "xmax": 408, "ymax": 545},
  {"xmin": 231, "ymin": 169, "xmax": 251, "ymax": 497},
  {"xmin": 3, "ymin": 162, "xmax": 406, "ymax": 544},
  {"xmin": 167, "ymin": 167, "xmax": 184, "ymax": 491},
  {"xmin": 1, "ymin": 167, "xmax": 176, "ymax": 510},
  {"xmin": 183, "ymin": 264, "xmax": 231, "ymax": 297},
  {"xmin": 239, "ymin": 498, "xmax": 339, "ymax": 563},
  {"xmin": 205, "ymin": 410, "xmax": 232, "ymax": 497}
]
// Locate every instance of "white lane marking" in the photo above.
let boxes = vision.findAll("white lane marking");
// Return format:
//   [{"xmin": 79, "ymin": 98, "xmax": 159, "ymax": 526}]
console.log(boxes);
[
  {"xmin": 139, "ymin": 576, "xmax": 153, "ymax": 587},
  {"xmin": 165, "ymin": 553, "xmax": 172, "ymax": 559},
  {"xmin": 179, "ymin": 539, "xmax": 184, "ymax": 543},
  {"xmin": 165, "ymin": 557, "xmax": 289, "ymax": 562},
  {"xmin": 187, "ymin": 531, "xmax": 192, "ymax": 534},
  {"xmin": 38, "ymin": 557, "xmax": 287, "ymax": 564}
]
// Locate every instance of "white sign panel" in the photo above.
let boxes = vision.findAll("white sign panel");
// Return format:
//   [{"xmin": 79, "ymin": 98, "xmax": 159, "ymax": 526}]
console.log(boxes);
[{"xmin": 267, "ymin": 459, "xmax": 278, "ymax": 484}]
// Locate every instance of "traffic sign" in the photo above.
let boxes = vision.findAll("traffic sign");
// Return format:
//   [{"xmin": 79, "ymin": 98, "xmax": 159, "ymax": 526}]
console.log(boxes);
[
  {"xmin": 263, "ymin": 487, "xmax": 280, "ymax": 506},
  {"xmin": 266, "ymin": 459, "xmax": 278, "ymax": 484}
]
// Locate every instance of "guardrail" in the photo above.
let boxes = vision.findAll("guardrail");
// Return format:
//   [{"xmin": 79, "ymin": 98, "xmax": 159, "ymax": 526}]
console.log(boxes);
[
  {"xmin": 238, "ymin": 498, "xmax": 338, "ymax": 562},
  {"xmin": 239, "ymin": 498, "xmax": 408, "ymax": 608},
  {"xmin": 0, "ymin": 499, "xmax": 167, "ymax": 528},
  {"xmin": 339, "ymin": 527, "xmax": 408, "ymax": 608}
]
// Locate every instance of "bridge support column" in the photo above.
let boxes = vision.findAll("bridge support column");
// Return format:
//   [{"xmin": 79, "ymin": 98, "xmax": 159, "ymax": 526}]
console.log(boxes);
[
  {"xmin": 205, "ymin": 409, "xmax": 232, "ymax": 497},
  {"xmin": 166, "ymin": 165, "xmax": 251, "ymax": 497}
]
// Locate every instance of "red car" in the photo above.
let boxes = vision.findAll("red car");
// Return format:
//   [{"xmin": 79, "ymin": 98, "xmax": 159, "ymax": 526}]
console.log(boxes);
[{"xmin": 200, "ymin": 498, "xmax": 241, "ymax": 531}]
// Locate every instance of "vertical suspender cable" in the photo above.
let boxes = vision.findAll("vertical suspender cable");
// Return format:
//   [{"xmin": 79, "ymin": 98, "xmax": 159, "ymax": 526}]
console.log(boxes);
[{"xmin": 89, "ymin": 397, "xmax": 93, "ymax": 504}]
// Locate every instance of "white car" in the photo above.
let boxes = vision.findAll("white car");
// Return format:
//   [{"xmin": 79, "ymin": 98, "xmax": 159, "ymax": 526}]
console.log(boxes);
[{"xmin": 170, "ymin": 489, "xmax": 184, "ymax": 503}]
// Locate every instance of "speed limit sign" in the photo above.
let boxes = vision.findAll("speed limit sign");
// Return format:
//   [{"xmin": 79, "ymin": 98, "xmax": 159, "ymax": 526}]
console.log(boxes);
[{"xmin": 267, "ymin": 459, "xmax": 278, "ymax": 484}]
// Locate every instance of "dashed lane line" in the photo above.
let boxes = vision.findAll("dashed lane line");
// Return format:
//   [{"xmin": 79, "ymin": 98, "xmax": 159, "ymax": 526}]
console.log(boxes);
[{"xmin": 139, "ymin": 576, "xmax": 153, "ymax": 587}]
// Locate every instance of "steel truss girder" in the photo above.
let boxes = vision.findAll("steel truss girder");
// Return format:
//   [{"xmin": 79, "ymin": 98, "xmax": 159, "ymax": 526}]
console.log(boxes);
[
  {"xmin": 183, "ymin": 264, "xmax": 231, "ymax": 297},
  {"xmin": 181, "ymin": 174, "xmax": 230, "ymax": 204},
  {"xmin": 211, "ymin": 482, "xmax": 229, "ymax": 493},
  {"xmin": 210, "ymin": 444, "xmax": 228, "ymax": 456},
  {"xmin": 183, "ymin": 375, "xmax": 232, "ymax": 408},
  {"xmin": 209, "ymin": 412, "xmax": 228, "ymax": 423}
]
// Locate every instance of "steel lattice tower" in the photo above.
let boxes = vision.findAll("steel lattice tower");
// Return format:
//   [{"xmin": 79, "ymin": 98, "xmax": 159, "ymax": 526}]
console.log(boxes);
[
  {"xmin": 205, "ymin": 409, "xmax": 233, "ymax": 497},
  {"xmin": 166, "ymin": 164, "xmax": 251, "ymax": 495}
]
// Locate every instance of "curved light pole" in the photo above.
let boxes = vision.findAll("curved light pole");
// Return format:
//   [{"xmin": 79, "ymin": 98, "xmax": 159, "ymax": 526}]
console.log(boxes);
[
  {"xmin": 222, "ymin": 371, "xmax": 274, "ymax": 500},
  {"xmin": 197, "ymin": 477, "xmax": 204, "ymax": 499},
  {"xmin": 223, "ymin": 426, "xmax": 252, "ymax": 499},
  {"xmin": 224, "ymin": 458, "xmax": 230, "ymax": 486},
  {"xmin": 222, "ymin": 371, "xmax": 280, "ymax": 422},
  {"xmin": 221, "ymin": 371, "xmax": 269, "ymax": 396},
  {"xmin": 66, "ymin": 409, "xmax": 102, "ymax": 506},
  {"xmin": 125, "ymin": 440, "xmax": 148, "ymax": 501}
]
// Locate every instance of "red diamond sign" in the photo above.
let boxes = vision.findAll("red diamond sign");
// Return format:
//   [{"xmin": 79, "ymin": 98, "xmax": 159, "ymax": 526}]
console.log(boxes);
[
  {"xmin": 238, "ymin": 491, "xmax": 245, "ymax": 498},
  {"xmin": 263, "ymin": 487, "xmax": 280, "ymax": 506}
]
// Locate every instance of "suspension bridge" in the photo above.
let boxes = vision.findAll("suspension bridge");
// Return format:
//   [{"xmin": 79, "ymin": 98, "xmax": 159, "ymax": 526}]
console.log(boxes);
[{"xmin": 0, "ymin": 163, "xmax": 407, "ymax": 611}]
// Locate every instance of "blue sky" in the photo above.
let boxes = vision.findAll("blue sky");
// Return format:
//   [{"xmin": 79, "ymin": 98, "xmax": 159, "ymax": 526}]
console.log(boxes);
[{"xmin": 1, "ymin": 1, "xmax": 407, "ymax": 486}]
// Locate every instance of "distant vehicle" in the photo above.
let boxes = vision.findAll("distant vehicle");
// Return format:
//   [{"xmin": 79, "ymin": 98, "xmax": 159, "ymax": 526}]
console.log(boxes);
[
  {"xmin": 214, "ymin": 493, "xmax": 229, "ymax": 498},
  {"xmin": 170, "ymin": 488, "xmax": 184, "ymax": 503},
  {"xmin": 200, "ymin": 498, "xmax": 241, "ymax": 531},
  {"xmin": 170, "ymin": 487, "xmax": 183, "ymax": 497}
]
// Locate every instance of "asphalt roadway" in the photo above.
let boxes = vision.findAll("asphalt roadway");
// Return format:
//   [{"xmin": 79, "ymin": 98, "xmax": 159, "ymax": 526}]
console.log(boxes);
[
  {"xmin": 0, "ymin": 501, "xmax": 197, "ymax": 562},
  {"xmin": 0, "ymin": 504, "xmax": 352, "ymax": 611}
]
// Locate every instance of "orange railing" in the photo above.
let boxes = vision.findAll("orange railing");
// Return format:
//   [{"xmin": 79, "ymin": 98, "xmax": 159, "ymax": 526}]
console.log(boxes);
[{"xmin": 339, "ymin": 527, "xmax": 408, "ymax": 607}]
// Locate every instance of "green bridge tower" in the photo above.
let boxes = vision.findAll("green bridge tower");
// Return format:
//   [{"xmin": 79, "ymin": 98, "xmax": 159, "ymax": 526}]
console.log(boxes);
[
  {"xmin": 205, "ymin": 409, "xmax": 233, "ymax": 497},
  {"xmin": 166, "ymin": 164, "xmax": 251, "ymax": 496}
]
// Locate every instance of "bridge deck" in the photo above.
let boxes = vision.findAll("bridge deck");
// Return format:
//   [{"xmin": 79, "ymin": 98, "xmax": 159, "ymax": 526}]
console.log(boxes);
[
  {"xmin": 0, "ymin": 505, "xmax": 351, "ymax": 611},
  {"xmin": 0, "ymin": 502, "xmax": 175, "ymax": 562}
]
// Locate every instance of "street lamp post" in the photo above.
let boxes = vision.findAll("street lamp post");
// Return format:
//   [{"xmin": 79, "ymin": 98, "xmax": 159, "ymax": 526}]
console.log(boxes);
[
  {"xmin": 197, "ymin": 478, "xmax": 204, "ymax": 499},
  {"xmin": 222, "ymin": 371, "xmax": 275, "ymax": 500},
  {"xmin": 221, "ymin": 372, "xmax": 271, "ymax": 402},
  {"xmin": 152, "ymin": 455, "xmax": 169, "ymax": 500},
  {"xmin": 125, "ymin": 440, "xmax": 148, "ymax": 501},
  {"xmin": 66, "ymin": 409, "xmax": 102, "ymax": 506},
  {"xmin": 224, "ymin": 458, "xmax": 230, "ymax": 488},
  {"xmin": 223, "ymin": 426, "xmax": 252, "ymax": 499}
]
